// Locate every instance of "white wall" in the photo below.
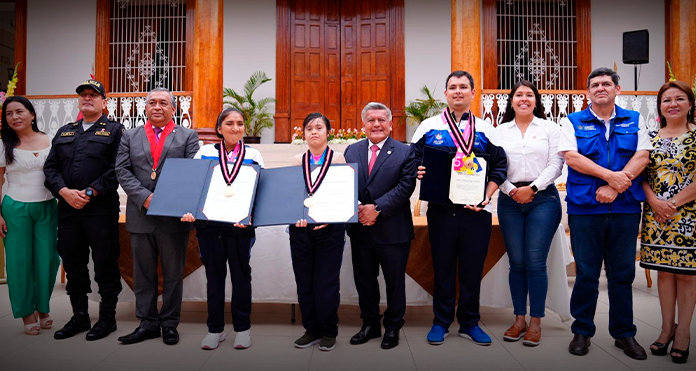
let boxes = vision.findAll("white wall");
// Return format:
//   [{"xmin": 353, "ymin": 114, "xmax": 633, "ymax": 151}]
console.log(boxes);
[
  {"xmin": 223, "ymin": 0, "xmax": 276, "ymax": 143},
  {"xmin": 404, "ymin": 0, "xmax": 451, "ymax": 140},
  {"xmin": 591, "ymin": 0, "xmax": 665, "ymax": 91},
  {"xmin": 26, "ymin": 0, "xmax": 96, "ymax": 95}
]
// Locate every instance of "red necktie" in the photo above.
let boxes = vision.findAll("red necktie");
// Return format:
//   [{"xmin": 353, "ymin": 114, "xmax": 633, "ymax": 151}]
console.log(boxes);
[{"xmin": 368, "ymin": 144, "xmax": 379, "ymax": 175}]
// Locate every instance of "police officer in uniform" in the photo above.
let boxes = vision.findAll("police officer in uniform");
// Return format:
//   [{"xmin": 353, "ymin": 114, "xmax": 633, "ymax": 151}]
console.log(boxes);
[{"xmin": 44, "ymin": 80, "xmax": 124, "ymax": 341}]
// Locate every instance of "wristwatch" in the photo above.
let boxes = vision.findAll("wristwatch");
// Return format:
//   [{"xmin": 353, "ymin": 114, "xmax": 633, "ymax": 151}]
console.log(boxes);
[
  {"xmin": 530, "ymin": 185, "xmax": 539, "ymax": 193},
  {"xmin": 85, "ymin": 188, "xmax": 94, "ymax": 197},
  {"xmin": 374, "ymin": 204, "xmax": 382, "ymax": 213}
]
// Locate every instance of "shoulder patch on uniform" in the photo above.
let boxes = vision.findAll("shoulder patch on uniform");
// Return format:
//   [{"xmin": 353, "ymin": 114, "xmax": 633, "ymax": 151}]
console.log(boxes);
[
  {"xmin": 61, "ymin": 131, "xmax": 75, "ymax": 137},
  {"xmin": 72, "ymin": 123, "xmax": 79, "ymax": 127}
]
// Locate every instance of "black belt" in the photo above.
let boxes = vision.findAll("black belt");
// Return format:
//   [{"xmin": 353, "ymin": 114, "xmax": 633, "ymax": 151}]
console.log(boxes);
[{"xmin": 512, "ymin": 181, "xmax": 533, "ymax": 187}]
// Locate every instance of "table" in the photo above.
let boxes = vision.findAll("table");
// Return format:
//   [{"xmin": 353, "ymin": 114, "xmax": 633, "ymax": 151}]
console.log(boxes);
[{"xmin": 100, "ymin": 217, "xmax": 572, "ymax": 320}]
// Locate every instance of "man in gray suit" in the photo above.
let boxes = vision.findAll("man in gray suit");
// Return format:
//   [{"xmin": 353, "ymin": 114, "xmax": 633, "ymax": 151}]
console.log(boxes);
[{"xmin": 115, "ymin": 87, "xmax": 199, "ymax": 345}]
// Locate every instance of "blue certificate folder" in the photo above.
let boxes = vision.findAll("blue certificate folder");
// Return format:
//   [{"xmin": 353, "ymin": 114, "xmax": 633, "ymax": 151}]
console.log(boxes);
[
  {"xmin": 419, "ymin": 145, "xmax": 489, "ymax": 205},
  {"xmin": 253, "ymin": 163, "xmax": 359, "ymax": 227},
  {"xmin": 147, "ymin": 158, "xmax": 260, "ymax": 224}
]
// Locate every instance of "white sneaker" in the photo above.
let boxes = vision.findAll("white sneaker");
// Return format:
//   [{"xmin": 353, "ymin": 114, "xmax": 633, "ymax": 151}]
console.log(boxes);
[
  {"xmin": 234, "ymin": 329, "xmax": 251, "ymax": 349},
  {"xmin": 201, "ymin": 332, "xmax": 226, "ymax": 350}
]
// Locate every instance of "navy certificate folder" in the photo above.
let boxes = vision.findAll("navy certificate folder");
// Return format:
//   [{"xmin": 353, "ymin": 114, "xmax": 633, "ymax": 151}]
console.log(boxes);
[
  {"xmin": 147, "ymin": 158, "xmax": 260, "ymax": 224},
  {"xmin": 253, "ymin": 163, "xmax": 359, "ymax": 227},
  {"xmin": 419, "ymin": 145, "xmax": 488, "ymax": 205}
]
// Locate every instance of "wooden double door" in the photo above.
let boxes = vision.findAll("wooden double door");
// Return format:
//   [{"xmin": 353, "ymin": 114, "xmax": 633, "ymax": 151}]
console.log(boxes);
[{"xmin": 275, "ymin": 0, "xmax": 405, "ymax": 142}]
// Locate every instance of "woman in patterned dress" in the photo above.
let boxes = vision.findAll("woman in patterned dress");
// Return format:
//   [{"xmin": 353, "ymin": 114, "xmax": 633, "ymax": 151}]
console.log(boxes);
[{"xmin": 640, "ymin": 80, "xmax": 696, "ymax": 364}]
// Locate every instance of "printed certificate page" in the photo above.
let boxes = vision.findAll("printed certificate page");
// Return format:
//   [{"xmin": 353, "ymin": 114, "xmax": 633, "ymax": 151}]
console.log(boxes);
[
  {"xmin": 202, "ymin": 165, "xmax": 257, "ymax": 223},
  {"xmin": 307, "ymin": 165, "xmax": 355, "ymax": 223}
]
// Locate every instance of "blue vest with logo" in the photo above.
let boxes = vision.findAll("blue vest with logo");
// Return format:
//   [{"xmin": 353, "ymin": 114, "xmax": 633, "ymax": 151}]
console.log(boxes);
[{"xmin": 565, "ymin": 105, "xmax": 645, "ymax": 215}]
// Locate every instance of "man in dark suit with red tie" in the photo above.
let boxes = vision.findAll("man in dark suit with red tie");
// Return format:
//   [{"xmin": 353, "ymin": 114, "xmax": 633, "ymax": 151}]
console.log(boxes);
[{"xmin": 344, "ymin": 102, "xmax": 417, "ymax": 349}]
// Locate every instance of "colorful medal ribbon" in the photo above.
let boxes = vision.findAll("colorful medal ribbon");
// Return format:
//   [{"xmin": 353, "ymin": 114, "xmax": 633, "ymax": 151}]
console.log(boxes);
[
  {"xmin": 218, "ymin": 140, "xmax": 246, "ymax": 186},
  {"xmin": 441, "ymin": 108, "xmax": 475, "ymax": 156},
  {"xmin": 302, "ymin": 147, "xmax": 334, "ymax": 196},
  {"xmin": 145, "ymin": 120, "xmax": 175, "ymax": 179},
  {"xmin": 453, "ymin": 152, "xmax": 480, "ymax": 174}
]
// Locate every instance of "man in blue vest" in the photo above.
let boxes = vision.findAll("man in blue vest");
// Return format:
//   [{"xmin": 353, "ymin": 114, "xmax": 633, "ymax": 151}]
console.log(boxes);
[{"xmin": 559, "ymin": 67, "xmax": 651, "ymax": 360}]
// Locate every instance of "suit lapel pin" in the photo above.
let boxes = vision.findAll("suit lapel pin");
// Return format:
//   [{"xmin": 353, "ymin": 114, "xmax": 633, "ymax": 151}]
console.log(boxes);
[{"xmin": 387, "ymin": 150, "xmax": 392, "ymax": 155}]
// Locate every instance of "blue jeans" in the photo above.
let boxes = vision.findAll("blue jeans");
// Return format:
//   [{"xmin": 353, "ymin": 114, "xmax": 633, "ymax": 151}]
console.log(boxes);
[
  {"xmin": 568, "ymin": 213, "xmax": 640, "ymax": 339},
  {"xmin": 498, "ymin": 186, "xmax": 562, "ymax": 318}
]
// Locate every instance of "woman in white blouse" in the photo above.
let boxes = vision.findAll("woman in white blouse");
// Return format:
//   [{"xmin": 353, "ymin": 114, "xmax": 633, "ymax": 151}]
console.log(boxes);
[
  {"xmin": 0, "ymin": 96, "xmax": 59, "ymax": 335},
  {"xmin": 495, "ymin": 81, "xmax": 564, "ymax": 346}
]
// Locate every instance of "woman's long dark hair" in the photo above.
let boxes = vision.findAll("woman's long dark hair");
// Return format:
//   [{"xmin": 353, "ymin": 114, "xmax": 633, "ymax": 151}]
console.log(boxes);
[
  {"xmin": 1, "ymin": 96, "xmax": 40, "ymax": 165},
  {"xmin": 500, "ymin": 80, "xmax": 546, "ymax": 124}
]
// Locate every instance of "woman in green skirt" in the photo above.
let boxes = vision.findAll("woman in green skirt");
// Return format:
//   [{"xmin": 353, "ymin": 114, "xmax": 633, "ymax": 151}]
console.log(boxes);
[{"xmin": 0, "ymin": 96, "xmax": 59, "ymax": 335}]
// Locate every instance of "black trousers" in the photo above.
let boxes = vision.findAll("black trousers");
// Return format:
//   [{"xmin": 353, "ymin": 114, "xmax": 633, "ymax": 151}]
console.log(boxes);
[
  {"xmin": 130, "ymin": 230, "xmax": 189, "ymax": 330},
  {"xmin": 289, "ymin": 224, "xmax": 345, "ymax": 338},
  {"xmin": 426, "ymin": 204, "xmax": 491, "ymax": 329},
  {"xmin": 57, "ymin": 213, "xmax": 122, "ymax": 301},
  {"xmin": 198, "ymin": 235, "xmax": 254, "ymax": 333},
  {"xmin": 350, "ymin": 233, "xmax": 410, "ymax": 331}
]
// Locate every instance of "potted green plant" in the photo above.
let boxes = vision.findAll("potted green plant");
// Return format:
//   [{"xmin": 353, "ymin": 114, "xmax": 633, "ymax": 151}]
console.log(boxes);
[
  {"xmin": 223, "ymin": 71, "xmax": 275, "ymax": 143},
  {"xmin": 404, "ymin": 85, "xmax": 447, "ymax": 126}
]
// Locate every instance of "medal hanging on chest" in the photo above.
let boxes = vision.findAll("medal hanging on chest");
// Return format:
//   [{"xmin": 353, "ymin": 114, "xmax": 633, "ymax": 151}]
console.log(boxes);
[
  {"xmin": 302, "ymin": 147, "xmax": 334, "ymax": 208},
  {"xmin": 146, "ymin": 122, "xmax": 174, "ymax": 180},
  {"xmin": 442, "ymin": 108, "xmax": 476, "ymax": 172},
  {"xmin": 218, "ymin": 140, "xmax": 246, "ymax": 197}
]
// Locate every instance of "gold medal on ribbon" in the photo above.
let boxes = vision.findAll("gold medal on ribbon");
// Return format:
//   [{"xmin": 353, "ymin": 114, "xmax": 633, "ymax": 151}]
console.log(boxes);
[
  {"xmin": 151, "ymin": 170, "xmax": 157, "ymax": 180},
  {"xmin": 224, "ymin": 185, "xmax": 235, "ymax": 198},
  {"xmin": 218, "ymin": 140, "xmax": 246, "ymax": 195},
  {"xmin": 303, "ymin": 196, "xmax": 316, "ymax": 208},
  {"xmin": 302, "ymin": 148, "xmax": 334, "ymax": 209}
]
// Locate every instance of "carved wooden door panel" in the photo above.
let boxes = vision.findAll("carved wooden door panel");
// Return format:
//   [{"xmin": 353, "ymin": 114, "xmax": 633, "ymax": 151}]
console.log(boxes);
[
  {"xmin": 290, "ymin": 0, "xmax": 327, "ymax": 129},
  {"xmin": 279, "ymin": 0, "xmax": 404, "ymax": 141},
  {"xmin": 342, "ymin": 0, "xmax": 391, "ymax": 130}
]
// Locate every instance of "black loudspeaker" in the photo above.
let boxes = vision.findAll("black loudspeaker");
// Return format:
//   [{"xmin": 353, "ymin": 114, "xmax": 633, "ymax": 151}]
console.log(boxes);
[{"xmin": 623, "ymin": 30, "xmax": 649, "ymax": 64}]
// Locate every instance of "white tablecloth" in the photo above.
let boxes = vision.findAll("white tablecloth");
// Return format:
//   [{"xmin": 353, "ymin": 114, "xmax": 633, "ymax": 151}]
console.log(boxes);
[{"xmin": 97, "ymin": 224, "xmax": 573, "ymax": 320}]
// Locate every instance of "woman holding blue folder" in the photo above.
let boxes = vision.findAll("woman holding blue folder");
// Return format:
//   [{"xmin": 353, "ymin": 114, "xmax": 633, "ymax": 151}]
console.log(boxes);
[
  {"xmin": 181, "ymin": 108, "xmax": 264, "ymax": 350},
  {"xmin": 290, "ymin": 112, "xmax": 346, "ymax": 352}
]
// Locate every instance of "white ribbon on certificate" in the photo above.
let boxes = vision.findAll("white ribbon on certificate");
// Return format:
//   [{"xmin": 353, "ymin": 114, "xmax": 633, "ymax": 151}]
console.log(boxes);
[
  {"xmin": 202, "ymin": 165, "xmax": 257, "ymax": 223},
  {"xmin": 307, "ymin": 166, "xmax": 355, "ymax": 223},
  {"xmin": 449, "ymin": 156, "xmax": 487, "ymax": 205}
]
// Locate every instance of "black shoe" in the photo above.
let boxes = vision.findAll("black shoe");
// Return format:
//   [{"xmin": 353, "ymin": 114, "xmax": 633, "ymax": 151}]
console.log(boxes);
[
  {"xmin": 615, "ymin": 337, "xmax": 647, "ymax": 360},
  {"xmin": 350, "ymin": 325, "xmax": 382, "ymax": 345},
  {"xmin": 651, "ymin": 324, "xmax": 676, "ymax": 356},
  {"xmin": 54, "ymin": 296, "xmax": 91, "ymax": 340},
  {"xmin": 54, "ymin": 313, "xmax": 91, "ymax": 340},
  {"xmin": 671, "ymin": 345, "xmax": 690, "ymax": 364},
  {"xmin": 569, "ymin": 334, "xmax": 591, "ymax": 356},
  {"xmin": 86, "ymin": 299, "xmax": 118, "ymax": 341},
  {"xmin": 118, "ymin": 327, "xmax": 161, "ymax": 344},
  {"xmin": 86, "ymin": 318, "xmax": 117, "ymax": 341},
  {"xmin": 162, "ymin": 326, "xmax": 180, "ymax": 345},
  {"xmin": 381, "ymin": 330, "xmax": 399, "ymax": 349}
]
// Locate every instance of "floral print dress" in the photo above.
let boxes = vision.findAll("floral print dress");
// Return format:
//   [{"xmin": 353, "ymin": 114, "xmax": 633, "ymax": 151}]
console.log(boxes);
[{"xmin": 640, "ymin": 129, "xmax": 696, "ymax": 275}]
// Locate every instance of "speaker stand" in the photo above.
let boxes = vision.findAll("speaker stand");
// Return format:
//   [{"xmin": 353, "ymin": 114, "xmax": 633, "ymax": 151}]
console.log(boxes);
[{"xmin": 634, "ymin": 65, "xmax": 639, "ymax": 91}]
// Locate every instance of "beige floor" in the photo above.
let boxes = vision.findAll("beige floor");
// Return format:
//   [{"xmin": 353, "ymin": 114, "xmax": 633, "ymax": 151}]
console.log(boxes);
[{"xmin": 0, "ymin": 263, "xmax": 694, "ymax": 371}]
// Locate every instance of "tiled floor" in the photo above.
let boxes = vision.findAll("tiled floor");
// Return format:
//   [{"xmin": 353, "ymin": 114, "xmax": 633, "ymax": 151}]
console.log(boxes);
[{"xmin": 0, "ymin": 263, "xmax": 693, "ymax": 371}]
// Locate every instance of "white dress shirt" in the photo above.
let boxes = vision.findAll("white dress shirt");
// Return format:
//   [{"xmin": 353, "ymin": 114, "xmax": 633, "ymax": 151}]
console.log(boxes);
[
  {"xmin": 558, "ymin": 105, "xmax": 653, "ymax": 152},
  {"xmin": 496, "ymin": 117, "xmax": 564, "ymax": 195},
  {"xmin": 367, "ymin": 138, "xmax": 388, "ymax": 163}
]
